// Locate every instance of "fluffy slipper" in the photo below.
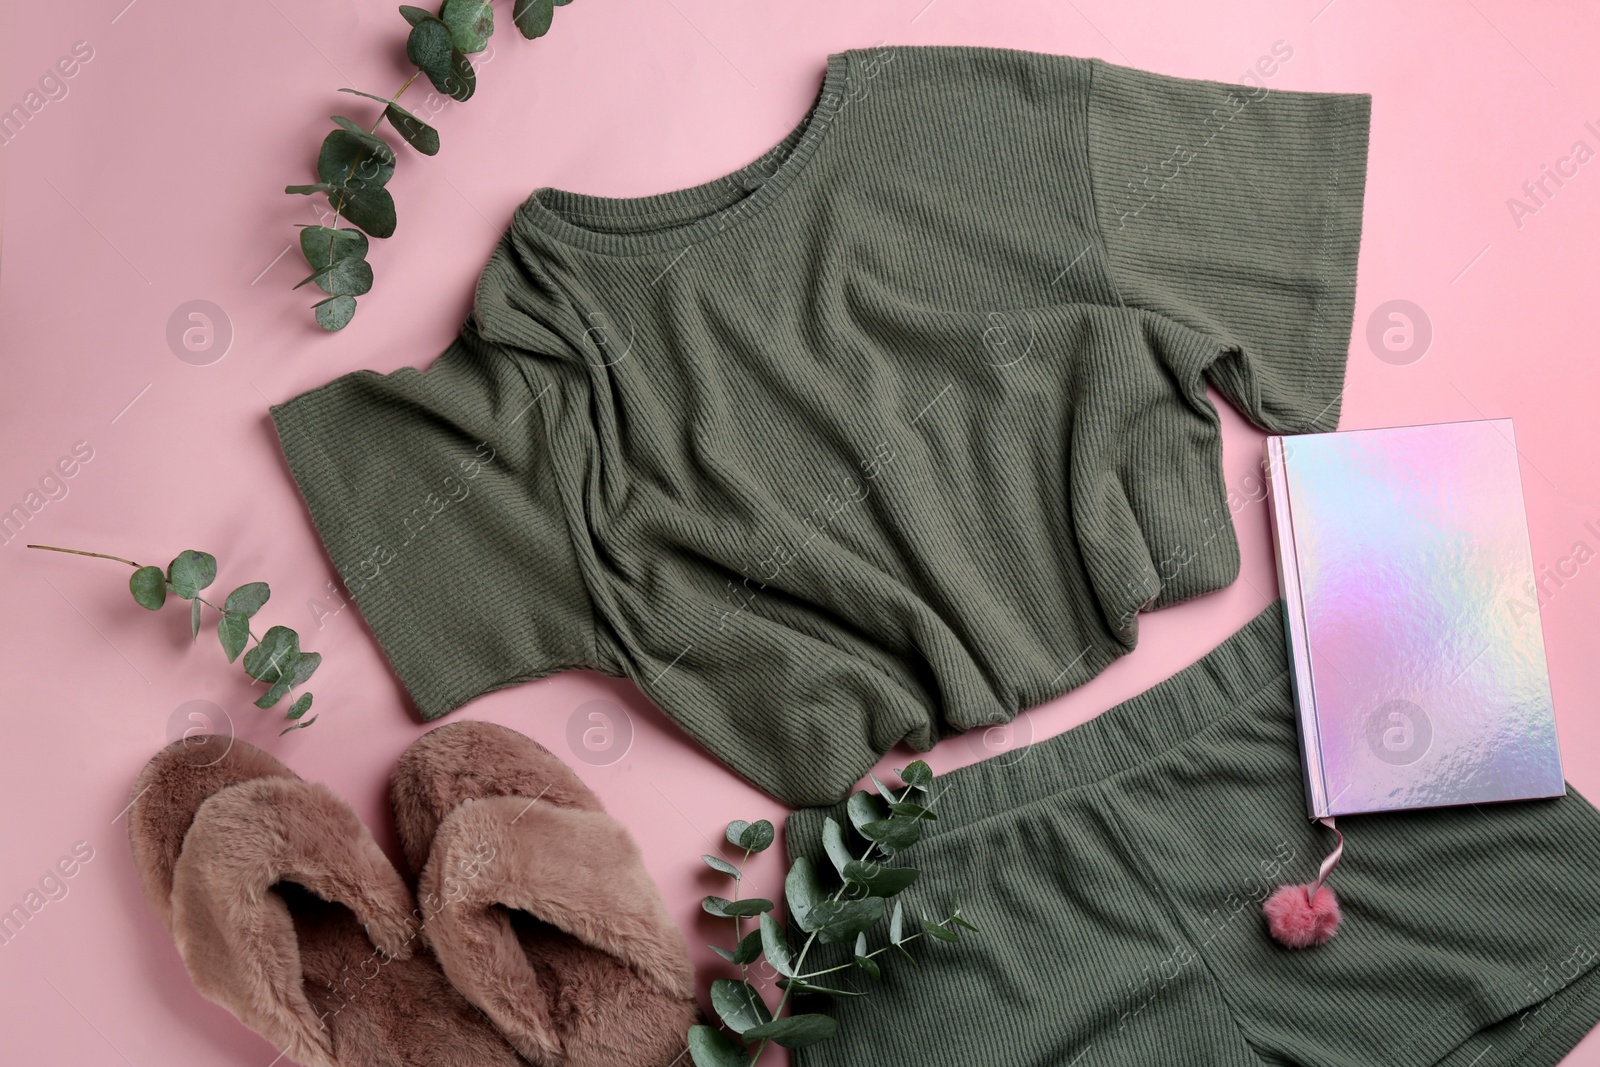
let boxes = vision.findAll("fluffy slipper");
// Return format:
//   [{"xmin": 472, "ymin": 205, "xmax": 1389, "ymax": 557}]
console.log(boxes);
[
  {"xmin": 128, "ymin": 737, "xmax": 526, "ymax": 1067},
  {"xmin": 390, "ymin": 721, "xmax": 698, "ymax": 1067}
]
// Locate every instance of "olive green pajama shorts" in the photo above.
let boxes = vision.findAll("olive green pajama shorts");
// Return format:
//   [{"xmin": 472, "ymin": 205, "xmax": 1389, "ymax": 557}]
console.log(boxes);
[{"xmin": 786, "ymin": 602, "xmax": 1600, "ymax": 1066}]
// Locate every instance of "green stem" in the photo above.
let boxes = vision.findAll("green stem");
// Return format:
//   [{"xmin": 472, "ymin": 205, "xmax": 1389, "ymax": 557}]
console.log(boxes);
[
  {"xmin": 794, "ymin": 920, "xmax": 960, "ymax": 979},
  {"xmin": 375, "ymin": 69, "xmax": 424, "ymax": 135},
  {"xmin": 730, "ymin": 846, "xmax": 752, "ymax": 985},
  {"xmin": 26, "ymin": 544, "xmax": 140, "ymax": 567}
]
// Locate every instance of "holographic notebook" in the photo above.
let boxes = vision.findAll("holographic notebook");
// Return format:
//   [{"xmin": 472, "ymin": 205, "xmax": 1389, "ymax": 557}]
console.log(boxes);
[{"xmin": 1265, "ymin": 418, "xmax": 1565, "ymax": 818}]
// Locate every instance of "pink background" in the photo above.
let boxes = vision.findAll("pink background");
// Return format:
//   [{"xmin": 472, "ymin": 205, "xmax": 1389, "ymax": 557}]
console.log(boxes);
[{"xmin": 4, "ymin": 0, "xmax": 1600, "ymax": 1063}]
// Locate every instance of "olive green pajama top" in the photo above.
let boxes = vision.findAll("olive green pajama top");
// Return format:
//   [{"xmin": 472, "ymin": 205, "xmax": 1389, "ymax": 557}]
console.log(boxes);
[{"xmin": 271, "ymin": 46, "xmax": 1371, "ymax": 806}]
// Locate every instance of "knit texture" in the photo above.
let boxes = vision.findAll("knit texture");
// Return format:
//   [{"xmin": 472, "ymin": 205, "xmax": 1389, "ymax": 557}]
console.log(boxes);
[
  {"xmin": 785, "ymin": 602, "xmax": 1600, "ymax": 1066},
  {"xmin": 271, "ymin": 46, "xmax": 1370, "ymax": 806}
]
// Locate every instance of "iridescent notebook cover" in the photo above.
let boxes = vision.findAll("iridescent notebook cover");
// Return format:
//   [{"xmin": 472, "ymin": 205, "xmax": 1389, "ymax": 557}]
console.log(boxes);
[{"xmin": 1265, "ymin": 418, "xmax": 1565, "ymax": 818}]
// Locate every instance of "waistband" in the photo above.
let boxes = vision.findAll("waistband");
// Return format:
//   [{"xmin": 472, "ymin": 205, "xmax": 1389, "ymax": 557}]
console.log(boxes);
[{"xmin": 787, "ymin": 599, "xmax": 1294, "ymax": 852}]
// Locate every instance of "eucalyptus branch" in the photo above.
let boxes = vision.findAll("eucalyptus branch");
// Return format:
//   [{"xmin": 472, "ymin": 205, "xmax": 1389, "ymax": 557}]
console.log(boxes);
[
  {"xmin": 27, "ymin": 544, "xmax": 322, "ymax": 734},
  {"xmin": 285, "ymin": 0, "xmax": 575, "ymax": 331},
  {"xmin": 688, "ymin": 763, "xmax": 978, "ymax": 1067},
  {"xmin": 746, "ymin": 803, "xmax": 894, "ymax": 1064}
]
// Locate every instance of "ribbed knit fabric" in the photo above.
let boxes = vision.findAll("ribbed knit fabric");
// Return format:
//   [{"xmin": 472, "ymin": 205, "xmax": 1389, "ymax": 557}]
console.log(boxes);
[
  {"xmin": 270, "ymin": 46, "xmax": 1371, "ymax": 806},
  {"xmin": 785, "ymin": 601, "xmax": 1600, "ymax": 1066}
]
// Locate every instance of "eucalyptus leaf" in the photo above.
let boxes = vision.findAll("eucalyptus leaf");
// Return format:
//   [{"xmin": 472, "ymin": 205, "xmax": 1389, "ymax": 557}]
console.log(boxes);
[
  {"xmin": 314, "ymin": 295, "xmax": 358, "ymax": 331},
  {"xmin": 383, "ymin": 103, "xmax": 440, "ymax": 155},
  {"xmin": 739, "ymin": 1014, "xmax": 838, "ymax": 1048},
  {"xmin": 701, "ymin": 896, "xmax": 773, "ymax": 919},
  {"xmin": 724, "ymin": 820, "xmax": 751, "ymax": 847},
  {"xmin": 218, "ymin": 610, "xmax": 250, "ymax": 662},
  {"xmin": 398, "ymin": 5, "xmax": 431, "ymax": 27},
  {"xmin": 287, "ymin": 692, "xmax": 314, "ymax": 720},
  {"xmin": 728, "ymin": 929, "xmax": 762, "ymax": 965},
  {"xmin": 859, "ymin": 817, "xmax": 923, "ymax": 850},
  {"xmin": 242, "ymin": 625, "xmax": 300, "ymax": 683},
  {"xmin": 166, "ymin": 550, "xmax": 217, "ymax": 599},
  {"xmin": 280, "ymin": 714, "xmax": 319, "ymax": 735},
  {"xmin": 223, "ymin": 582, "xmax": 271, "ymax": 617},
  {"xmin": 129, "ymin": 566, "xmax": 166, "ymax": 610},
  {"xmin": 407, "ymin": 17, "xmax": 475, "ymax": 102},
  {"xmin": 810, "ymin": 897, "xmax": 884, "ymax": 945},
  {"xmin": 330, "ymin": 116, "xmax": 396, "ymax": 165},
  {"xmin": 288, "ymin": 650, "xmax": 321, "ymax": 686},
  {"xmin": 330, "ymin": 182, "xmax": 396, "ymax": 238},
  {"xmin": 889, "ymin": 900, "xmax": 905, "ymax": 945},
  {"xmin": 511, "ymin": 0, "xmax": 554, "ymax": 38},
  {"xmin": 686, "ymin": 1025, "xmax": 750, "ymax": 1067},
  {"xmin": 952, "ymin": 914, "xmax": 981, "ymax": 933},
  {"xmin": 783, "ymin": 856, "xmax": 825, "ymax": 933},
  {"xmin": 734, "ymin": 819, "xmax": 773, "ymax": 853},
  {"xmin": 440, "ymin": 0, "xmax": 494, "ymax": 52},
  {"xmin": 869, "ymin": 773, "xmax": 895, "ymax": 799},
  {"xmin": 285, "ymin": 182, "xmax": 333, "ymax": 196},
  {"xmin": 846, "ymin": 791, "xmax": 885, "ymax": 834},
  {"xmin": 735, "ymin": 929, "xmax": 764, "ymax": 964},
  {"xmin": 317, "ymin": 129, "xmax": 394, "ymax": 190},
  {"xmin": 294, "ymin": 227, "xmax": 368, "ymax": 281},
  {"xmin": 256, "ymin": 677, "xmax": 292, "ymax": 710},
  {"xmin": 842, "ymin": 860, "xmax": 921, "ymax": 897},
  {"xmin": 710, "ymin": 979, "xmax": 771, "ymax": 1033},
  {"xmin": 897, "ymin": 760, "xmax": 934, "ymax": 790},
  {"xmin": 855, "ymin": 953, "xmax": 881, "ymax": 979},
  {"xmin": 189, "ymin": 598, "xmax": 202, "ymax": 638},
  {"xmin": 758, "ymin": 912, "xmax": 794, "ymax": 977},
  {"xmin": 702, "ymin": 854, "xmax": 741, "ymax": 879},
  {"xmin": 923, "ymin": 919, "xmax": 960, "ymax": 944},
  {"xmin": 820, "ymin": 817, "xmax": 853, "ymax": 879}
]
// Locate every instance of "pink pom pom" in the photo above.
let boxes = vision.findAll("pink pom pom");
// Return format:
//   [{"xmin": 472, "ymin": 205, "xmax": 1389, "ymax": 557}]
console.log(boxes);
[{"xmin": 1263, "ymin": 883, "xmax": 1342, "ymax": 948}]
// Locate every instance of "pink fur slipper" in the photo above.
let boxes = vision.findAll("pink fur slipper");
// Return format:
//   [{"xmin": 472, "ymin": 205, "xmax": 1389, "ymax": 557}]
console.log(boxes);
[
  {"xmin": 390, "ymin": 721, "xmax": 698, "ymax": 1067},
  {"xmin": 128, "ymin": 737, "xmax": 526, "ymax": 1067}
]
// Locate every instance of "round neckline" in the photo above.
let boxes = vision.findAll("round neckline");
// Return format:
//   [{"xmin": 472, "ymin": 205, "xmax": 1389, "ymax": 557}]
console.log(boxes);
[{"xmin": 513, "ymin": 51, "xmax": 853, "ymax": 257}]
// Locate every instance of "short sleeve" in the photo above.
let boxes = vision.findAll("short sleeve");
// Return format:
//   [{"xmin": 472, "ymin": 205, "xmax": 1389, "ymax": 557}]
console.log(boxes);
[
  {"xmin": 269, "ymin": 320, "xmax": 599, "ymax": 720},
  {"xmin": 1084, "ymin": 58, "xmax": 1371, "ymax": 433}
]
